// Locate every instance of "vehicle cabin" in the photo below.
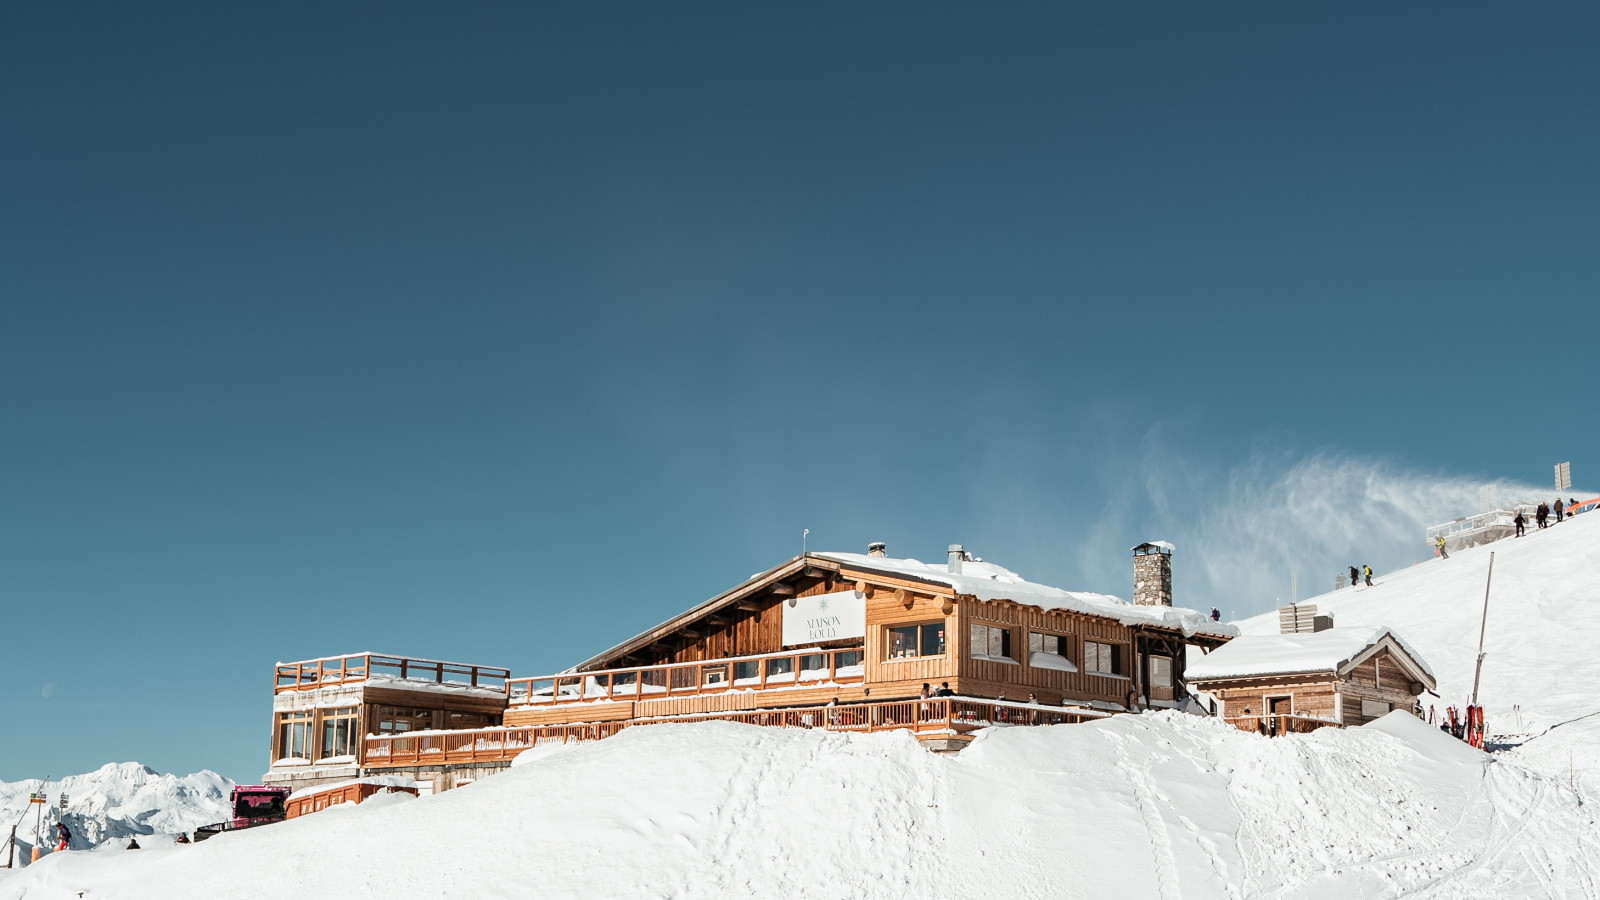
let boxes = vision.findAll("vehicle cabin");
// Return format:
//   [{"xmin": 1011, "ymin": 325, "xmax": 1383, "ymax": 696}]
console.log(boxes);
[
  {"xmin": 497, "ymin": 543, "xmax": 1235, "ymax": 743},
  {"xmin": 1185, "ymin": 625, "xmax": 1436, "ymax": 735},
  {"xmin": 264, "ymin": 653, "xmax": 511, "ymax": 793}
]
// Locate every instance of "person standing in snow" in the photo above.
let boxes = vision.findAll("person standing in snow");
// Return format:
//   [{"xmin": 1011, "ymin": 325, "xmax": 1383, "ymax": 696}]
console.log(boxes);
[
  {"xmin": 1537, "ymin": 502, "xmax": 1549, "ymax": 528},
  {"xmin": 1363, "ymin": 565, "xmax": 1373, "ymax": 586},
  {"xmin": 55, "ymin": 822, "xmax": 71, "ymax": 851},
  {"xmin": 126, "ymin": 837, "xmax": 141, "ymax": 850},
  {"xmin": 1515, "ymin": 510, "xmax": 1526, "ymax": 537},
  {"xmin": 1210, "ymin": 607, "xmax": 1221, "ymax": 621},
  {"xmin": 1554, "ymin": 497, "xmax": 1565, "ymax": 523},
  {"xmin": 1349, "ymin": 565, "xmax": 1361, "ymax": 589},
  {"xmin": 934, "ymin": 682, "xmax": 954, "ymax": 697},
  {"xmin": 1435, "ymin": 535, "xmax": 1449, "ymax": 559}
]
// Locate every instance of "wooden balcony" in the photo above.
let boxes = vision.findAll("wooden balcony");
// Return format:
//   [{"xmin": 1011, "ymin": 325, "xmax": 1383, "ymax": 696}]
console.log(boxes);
[
  {"xmin": 1226, "ymin": 713, "xmax": 1342, "ymax": 736},
  {"xmin": 505, "ymin": 648, "xmax": 868, "ymax": 708},
  {"xmin": 363, "ymin": 696, "xmax": 1110, "ymax": 767},
  {"xmin": 274, "ymin": 653, "xmax": 511, "ymax": 694}
]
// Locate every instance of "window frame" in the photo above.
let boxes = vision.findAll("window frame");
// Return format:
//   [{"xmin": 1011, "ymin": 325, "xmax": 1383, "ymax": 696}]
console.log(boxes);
[
  {"xmin": 885, "ymin": 621, "xmax": 948, "ymax": 661},
  {"xmin": 1083, "ymin": 640, "xmax": 1126, "ymax": 677},
  {"xmin": 969, "ymin": 622, "xmax": 1016, "ymax": 663}
]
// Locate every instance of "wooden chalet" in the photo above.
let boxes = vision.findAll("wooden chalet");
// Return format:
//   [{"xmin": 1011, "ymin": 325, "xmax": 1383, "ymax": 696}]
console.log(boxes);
[
  {"xmin": 266, "ymin": 543, "xmax": 1238, "ymax": 797},
  {"xmin": 487, "ymin": 543, "xmax": 1235, "ymax": 749},
  {"xmin": 263, "ymin": 653, "xmax": 512, "ymax": 794},
  {"xmin": 1185, "ymin": 625, "xmax": 1436, "ymax": 736}
]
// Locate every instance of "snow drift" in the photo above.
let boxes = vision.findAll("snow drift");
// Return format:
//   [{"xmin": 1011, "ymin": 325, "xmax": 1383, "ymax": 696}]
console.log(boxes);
[{"xmin": 3, "ymin": 715, "xmax": 1596, "ymax": 899}]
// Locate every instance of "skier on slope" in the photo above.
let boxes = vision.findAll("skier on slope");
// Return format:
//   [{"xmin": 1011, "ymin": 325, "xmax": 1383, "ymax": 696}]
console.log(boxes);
[
  {"xmin": 1363, "ymin": 565, "xmax": 1373, "ymax": 587},
  {"xmin": 1349, "ymin": 565, "xmax": 1361, "ymax": 589},
  {"xmin": 1210, "ymin": 607, "xmax": 1221, "ymax": 621},
  {"xmin": 1435, "ymin": 535, "xmax": 1449, "ymax": 559},
  {"xmin": 55, "ymin": 822, "xmax": 70, "ymax": 851},
  {"xmin": 1514, "ymin": 510, "xmax": 1526, "ymax": 537}
]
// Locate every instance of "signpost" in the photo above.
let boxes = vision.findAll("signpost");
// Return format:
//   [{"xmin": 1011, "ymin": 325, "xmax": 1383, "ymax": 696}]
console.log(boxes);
[{"xmin": 1556, "ymin": 461, "xmax": 1572, "ymax": 491}]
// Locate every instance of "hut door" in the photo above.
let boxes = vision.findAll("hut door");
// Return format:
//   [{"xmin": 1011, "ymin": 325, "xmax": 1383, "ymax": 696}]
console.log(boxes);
[{"xmin": 1267, "ymin": 696, "xmax": 1292, "ymax": 735}]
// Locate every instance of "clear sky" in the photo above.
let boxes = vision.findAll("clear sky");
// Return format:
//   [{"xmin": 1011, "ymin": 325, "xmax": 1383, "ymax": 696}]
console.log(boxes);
[{"xmin": 2, "ymin": 3, "xmax": 1596, "ymax": 783}]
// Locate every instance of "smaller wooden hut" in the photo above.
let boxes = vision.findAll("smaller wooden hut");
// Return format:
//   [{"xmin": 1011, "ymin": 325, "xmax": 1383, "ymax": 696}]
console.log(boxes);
[{"xmin": 1185, "ymin": 626, "xmax": 1435, "ymax": 735}]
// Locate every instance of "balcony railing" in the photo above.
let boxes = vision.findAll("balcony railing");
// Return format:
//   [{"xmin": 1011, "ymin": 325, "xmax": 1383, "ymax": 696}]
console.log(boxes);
[
  {"xmin": 363, "ymin": 696, "xmax": 1110, "ymax": 766},
  {"xmin": 274, "ymin": 653, "xmax": 511, "ymax": 694},
  {"xmin": 506, "ymin": 648, "xmax": 869, "ymax": 707},
  {"xmin": 1226, "ymin": 713, "xmax": 1341, "ymax": 736}
]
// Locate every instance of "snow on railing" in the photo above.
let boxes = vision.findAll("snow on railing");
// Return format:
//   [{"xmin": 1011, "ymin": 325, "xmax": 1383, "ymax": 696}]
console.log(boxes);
[
  {"xmin": 362, "ymin": 697, "xmax": 1110, "ymax": 766},
  {"xmin": 274, "ymin": 654, "xmax": 511, "ymax": 693},
  {"xmin": 506, "ymin": 647, "xmax": 869, "ymax": 707}
]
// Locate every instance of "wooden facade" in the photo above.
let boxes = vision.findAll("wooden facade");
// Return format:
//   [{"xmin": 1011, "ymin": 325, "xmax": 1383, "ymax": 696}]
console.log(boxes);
[
  {"xmin": 264, "ymin": 653, "xmax": 511, "ymax": 792},
  {"xmin": 501, "ymin": 552, "xmax": 1234, "ymax": 733}
]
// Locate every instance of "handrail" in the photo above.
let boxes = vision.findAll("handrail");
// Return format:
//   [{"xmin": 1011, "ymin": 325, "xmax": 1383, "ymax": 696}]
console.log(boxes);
[
  {"xmin": 1225, "ymin": 713, "xmax": 1341, "ymax": 735},
  {"xmin": 362, "ymin": 697, "xmax": 1108, "ymax": 766},
  {"xmin": 506, "ymin": 646, "xmax": 869, "ymax": 707},
  {"xmin": 274, "ymin": 654, "xmax": 512, "ymax": 694}
]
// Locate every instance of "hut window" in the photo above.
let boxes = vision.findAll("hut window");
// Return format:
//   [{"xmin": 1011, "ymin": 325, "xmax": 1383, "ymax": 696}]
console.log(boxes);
[
  {"xmin": 378, "ymin": 707, "xmax": 435, "ymax": 734},
  {"xmin": 1149, "ymin": 656, "xmax": 1173, "ymax": 688},
  {"xmin": 970, "ymin": 624, "xmax": 1013, "ymax": 661},
  {"xmin": 888, "ymin": 623, "xmax": 947, "ymax": 659},
  {"xmin": 1361, "ymin": 699, "xmax": 1391, "ymax": 719},
  {"xmin": 447, "ymin": 711, "xmax": 494, "ymax": 728},
  {"xmin": 734, "ymin": 660, "xmax": 760, "ymax": 683},
  {"xmin": 278, "ymin": 710, "xmax": 313, "ymax": 760},
  {"xmin": 1084, "ymin": 641, "xmax": 1123, "ymax": 675},
  {"xmin": 319, "ymin": 706, "xmax": 359, "ymax": 759},
  {"xmin": 1027, "ymin": 632, "xmax": 1071, "ymax": 660}
]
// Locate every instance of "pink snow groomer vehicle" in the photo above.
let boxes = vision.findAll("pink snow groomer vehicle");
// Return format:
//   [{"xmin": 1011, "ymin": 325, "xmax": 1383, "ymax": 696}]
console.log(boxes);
[{"xmin": 193, "ymin": 786, "xmax": 290, "ymax": 841}]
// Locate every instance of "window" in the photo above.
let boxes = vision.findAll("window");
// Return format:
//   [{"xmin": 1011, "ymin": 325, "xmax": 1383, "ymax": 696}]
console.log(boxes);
[
  {"xmin": 832, "ymin": 650, "xmax": 863, "ymax": 677},
  {"xmin": 1084, "ymin": 641, "xmax": 1123, "ymax": 675},
  {"xmin": 320, "ymin": 706, "xmax": 359, "ymax": 759},
  {"xmin": 446, "ymin": 711, "xmax": 494, "ymax": 728},
  {"xmin": 378, "ymin": 707, "xmax": 435, "ymax": 734},
  {"xmin": 734, "ymin": 660, "xmax": 760, "ymax": 683},
  {"xmin": 1361, "ymin": 699, "xmax": 1391, "ymax": 719},
  {"xmin": 1149, "ymin": 656, "xmax": 1173, "ymax": 688},
  {"xmin": 970, "ymin": 623, "xmax": 1013, "ymax": 661},
  {"xmin": 278, "ymin": 710, "xmax": 312, "ymax": 760},
  {"xmin": 888, "ymin": 623, "xmax": 946, "ymax": 660},
  {"xmin": 1027, "ymin": 632, "xmax": 1078, "ymax": 672},
  {"xmin": 702, "ymin": 665, "xmax": 728, "ymax": 686}
]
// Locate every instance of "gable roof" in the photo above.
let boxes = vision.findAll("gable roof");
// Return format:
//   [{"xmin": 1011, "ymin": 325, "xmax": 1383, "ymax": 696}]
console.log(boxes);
[
  {"xmin": 814, "ymin": 552, "xmax": 1235, "ymax": 640},
  {"xmin": 570, "ymin": 550, "xmax": 1237, "ymax": 672},
  {"xmin": 1185, "ymin": 625, "xmax": 1436, "ymax": 688}
]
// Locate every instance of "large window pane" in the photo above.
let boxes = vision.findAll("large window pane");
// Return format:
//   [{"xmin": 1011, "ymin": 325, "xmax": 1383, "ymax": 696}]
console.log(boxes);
[
  {"xmin": 920, "ymin": 624, "xmax": 945, "ymax": 657},
  {"xmin": 889, "ymin": 625, "xmax": 918, "ymax": 659}
]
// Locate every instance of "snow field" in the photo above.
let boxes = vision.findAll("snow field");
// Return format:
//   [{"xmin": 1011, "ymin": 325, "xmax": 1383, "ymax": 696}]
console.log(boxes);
[{"xmin": 4, "ymin": 713, "xmax": 1596, "ymax": 899}]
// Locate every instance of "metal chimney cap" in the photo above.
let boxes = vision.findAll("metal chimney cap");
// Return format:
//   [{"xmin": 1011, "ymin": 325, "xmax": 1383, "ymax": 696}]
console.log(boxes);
[{"xmin": 867, "ymin": 542, "xmax": 887, "ymax": 557}]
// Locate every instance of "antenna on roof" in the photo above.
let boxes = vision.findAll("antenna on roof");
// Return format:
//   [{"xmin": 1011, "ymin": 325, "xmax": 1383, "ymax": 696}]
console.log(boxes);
[{"xmin": 802, "ymin": 529, "xmax": 809, "ymax": 557}]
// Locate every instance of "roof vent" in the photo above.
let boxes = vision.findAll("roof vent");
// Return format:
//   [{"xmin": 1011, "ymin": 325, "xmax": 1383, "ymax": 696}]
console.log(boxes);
[
  {"xmin": 868, "ymin": 542, "xmax": 887, "ymax": 558},
  {"xmin": 948, "ymin": 544, "xmax": 964, "ymax": 575}
]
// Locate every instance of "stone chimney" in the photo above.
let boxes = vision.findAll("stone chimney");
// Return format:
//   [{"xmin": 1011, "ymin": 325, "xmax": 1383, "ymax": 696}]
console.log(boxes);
[
  {"xmin": 1131, "ymin": 542, "xmax": 1173, "ymax": 606},
  {"xmin": 868, "ymin": 542, "xmax": 887, "ymax": 558}
]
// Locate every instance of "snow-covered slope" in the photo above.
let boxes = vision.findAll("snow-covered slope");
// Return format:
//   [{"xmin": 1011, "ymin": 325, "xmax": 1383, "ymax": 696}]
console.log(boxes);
[
  {"xmin": 2, "ymin": 717, "xmax": 1596, "ymax": 899},
  {"xmin": 1236, "ymin": 510, "xmax": 1600, "ymax": 772},
  {"xmin": 0, "ymin": 763, "xmax": 231, "ymax": 855}
]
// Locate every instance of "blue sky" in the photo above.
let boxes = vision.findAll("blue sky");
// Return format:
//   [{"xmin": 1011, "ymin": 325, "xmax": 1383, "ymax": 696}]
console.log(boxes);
[{"xmin": 3, "ymin": 3, "xmax": 1596, "ymax": 783}]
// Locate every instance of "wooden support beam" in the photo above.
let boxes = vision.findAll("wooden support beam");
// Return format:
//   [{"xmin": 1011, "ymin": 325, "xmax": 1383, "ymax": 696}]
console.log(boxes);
[
  {"xmin": 896, "ymin": 588, "xmax": 913, "ymax": 610},
  {"xmin": 770, "ymin": 583, "xmax": 796, "ymax": 597}
]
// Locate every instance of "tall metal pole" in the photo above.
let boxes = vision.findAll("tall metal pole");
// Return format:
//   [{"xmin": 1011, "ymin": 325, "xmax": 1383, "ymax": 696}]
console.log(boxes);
[{"xmin": 1470, "ymin": 552, "xmax": 1495, "ymax": 707}]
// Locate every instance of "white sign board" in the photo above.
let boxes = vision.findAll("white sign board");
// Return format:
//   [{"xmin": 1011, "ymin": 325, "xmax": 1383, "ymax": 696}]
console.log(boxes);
[{"xmin": 782, "ymin": 589, "xmax": 866, "ymax": 647}]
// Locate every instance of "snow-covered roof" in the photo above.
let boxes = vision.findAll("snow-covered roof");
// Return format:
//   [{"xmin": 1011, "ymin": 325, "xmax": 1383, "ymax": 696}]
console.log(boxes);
[
  {"xmin": 813, "ymin": 552, "xmax": 1236, "ymax": 639},
  {"xmin": 1185, "ymin": 625, "xmax": 1435, "ymax": 683}
]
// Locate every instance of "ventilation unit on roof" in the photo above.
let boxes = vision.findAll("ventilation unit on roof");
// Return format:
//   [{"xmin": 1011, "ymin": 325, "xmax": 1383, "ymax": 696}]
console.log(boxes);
[
  {"xmin": 948, "ymin": 544, "xmax": 964, "ymax": 575},
  {"xmin": 868, "ymin": 542, "xmax": 887, "ymax": 558}
]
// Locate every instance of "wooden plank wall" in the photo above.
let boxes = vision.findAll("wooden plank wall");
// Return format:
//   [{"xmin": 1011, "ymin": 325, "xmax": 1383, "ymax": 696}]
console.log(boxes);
[{"xmin": 954, "ymin": 597, "xmax": 1137, "ymax": 704}]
